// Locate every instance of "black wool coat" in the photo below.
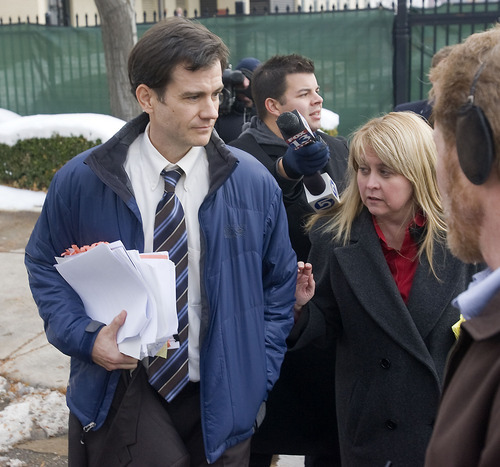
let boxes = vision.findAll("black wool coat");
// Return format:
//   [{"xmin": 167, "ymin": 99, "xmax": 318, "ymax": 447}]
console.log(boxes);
[{"xmin": 292, "ymin": 209, "xmax": 479, "ymax": 467}]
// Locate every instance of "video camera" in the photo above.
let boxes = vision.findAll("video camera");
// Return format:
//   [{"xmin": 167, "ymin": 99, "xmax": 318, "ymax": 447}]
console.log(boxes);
[{"xmin": 219, "ymin": 67, "xmax": 245, "ymax": 116}]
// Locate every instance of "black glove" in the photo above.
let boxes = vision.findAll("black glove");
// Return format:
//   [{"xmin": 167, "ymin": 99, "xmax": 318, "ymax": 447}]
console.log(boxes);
[{"xmin": 281, "ymin": 140, "xmax": 330, "ymax": 179}]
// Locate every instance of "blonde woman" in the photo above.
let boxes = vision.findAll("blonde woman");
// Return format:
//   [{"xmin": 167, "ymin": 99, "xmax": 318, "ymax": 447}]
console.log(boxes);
[{"xmin": 293, "ymin": 112, "xmax": 479, "ymax": 467}]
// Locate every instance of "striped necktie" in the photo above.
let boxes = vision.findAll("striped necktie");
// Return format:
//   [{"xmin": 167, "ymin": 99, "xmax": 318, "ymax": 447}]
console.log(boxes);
[{"xmin": 148, "ymin": 168, "xmax": 189, "ymax": 401}]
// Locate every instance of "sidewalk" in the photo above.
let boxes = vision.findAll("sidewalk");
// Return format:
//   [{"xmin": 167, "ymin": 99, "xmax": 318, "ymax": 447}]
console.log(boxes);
[
  {"xmin": 0, "ymin": 210, "xmax": 69, "ymax": 464},
  {"xmin": 0, "ymin": 210, "xmax": 70, "ymax": 391}
]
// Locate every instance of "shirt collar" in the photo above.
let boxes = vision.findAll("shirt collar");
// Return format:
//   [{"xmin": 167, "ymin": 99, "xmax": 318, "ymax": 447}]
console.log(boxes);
[
  {"xmin": 175, "ymin": 145, "xmax": 204, "ymax": 182},
  {"xmin": 373, "ymin": 211, "xmax": 426, "ymax": 253},
  {"xmin": 141, "ymin": 124, "xmax": 172, "ymax": 190},
  {"xmin": 453, "ymin": 266, "xmax": 500, "ymax": 319},
  {"xmin": 413, "ymin": 211, "xmax": 426, "ymax": 228},
  {"xmin": 141, "ymin": 123, "xmax": 204, "ymax": 187}
]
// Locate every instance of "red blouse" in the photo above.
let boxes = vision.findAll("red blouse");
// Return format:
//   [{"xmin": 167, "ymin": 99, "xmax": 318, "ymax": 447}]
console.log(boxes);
[{"xmin": 373, "ymin": 213, "xmax": 426, "ymax": 304}]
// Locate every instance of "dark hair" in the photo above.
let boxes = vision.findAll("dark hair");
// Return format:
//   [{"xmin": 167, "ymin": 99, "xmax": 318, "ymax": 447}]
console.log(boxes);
[
  {"xmin": 128, "ymin": 17, "xmax": 229, "ymax": 99},
  {"xmin": 251, "ymin": 54, "xmax": 315, "ymax": 119}
]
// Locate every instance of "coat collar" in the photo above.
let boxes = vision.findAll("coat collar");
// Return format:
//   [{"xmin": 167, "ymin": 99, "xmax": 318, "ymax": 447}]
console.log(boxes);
[{"xmin": 85, "ymin": 112, "xmax": 238, "ymax": 203}]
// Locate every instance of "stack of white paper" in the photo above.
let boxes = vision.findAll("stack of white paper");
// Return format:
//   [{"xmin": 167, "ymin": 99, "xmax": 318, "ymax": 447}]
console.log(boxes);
[{"xmin": 54, "ymin": 240, "xmax": 178, "ymax": 359}]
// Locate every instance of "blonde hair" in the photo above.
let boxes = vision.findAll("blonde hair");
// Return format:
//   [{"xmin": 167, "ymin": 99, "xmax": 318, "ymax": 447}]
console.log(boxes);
[{"xmin": 307, "ymin": 111, "xmax": 447, "ymax": 277}]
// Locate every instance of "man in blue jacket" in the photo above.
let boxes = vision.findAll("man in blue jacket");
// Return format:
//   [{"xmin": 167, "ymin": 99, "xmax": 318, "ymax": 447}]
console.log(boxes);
[{"xmin": 25, "ymin": 17, "xmax": 297, "ymax": 466}]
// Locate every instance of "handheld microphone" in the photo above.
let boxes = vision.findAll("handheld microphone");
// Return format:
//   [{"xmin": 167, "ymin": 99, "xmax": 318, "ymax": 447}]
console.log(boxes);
[{"xmin": 276, "ymin": 110, "xmax": 339, "ymax": 211}]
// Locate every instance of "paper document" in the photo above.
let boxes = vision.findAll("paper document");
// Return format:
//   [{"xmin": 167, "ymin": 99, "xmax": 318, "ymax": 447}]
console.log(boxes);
[{"xmin": 54, "ymin": 241, "xmax": 178, "ymax": 359}]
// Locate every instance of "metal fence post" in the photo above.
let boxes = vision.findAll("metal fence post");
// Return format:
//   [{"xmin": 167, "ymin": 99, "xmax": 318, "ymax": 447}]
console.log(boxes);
[{"xmin": 393, "ymin": 0, "xmax": 409, "ymax": 106}]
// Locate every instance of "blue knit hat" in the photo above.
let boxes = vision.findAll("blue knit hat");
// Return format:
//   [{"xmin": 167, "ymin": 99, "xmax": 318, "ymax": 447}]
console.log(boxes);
[{"xmin": 235, "ymin": 57, "xmax": 261, "ymax": 80}]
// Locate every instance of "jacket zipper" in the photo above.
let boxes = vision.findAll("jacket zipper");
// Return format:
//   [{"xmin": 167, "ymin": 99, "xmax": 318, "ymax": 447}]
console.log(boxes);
[
  {"xmin": 79, "ymin": 371, "xmax": 112, "ymax": 444},
  {"xmin": 80, "ymin": 421, "xmax": 96, "ymax": 445}
]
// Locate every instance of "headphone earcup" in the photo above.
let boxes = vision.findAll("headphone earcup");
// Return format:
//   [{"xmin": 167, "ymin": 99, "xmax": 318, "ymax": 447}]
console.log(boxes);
[{"xmin": 456, "ymin": 103, "xmax": 495, "ymax": 185}]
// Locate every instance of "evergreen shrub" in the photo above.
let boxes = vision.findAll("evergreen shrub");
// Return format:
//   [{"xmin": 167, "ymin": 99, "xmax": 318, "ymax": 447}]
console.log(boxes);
[{"xmin": 0, "ymin": 135, "xmax": 101, "ymax": 191}]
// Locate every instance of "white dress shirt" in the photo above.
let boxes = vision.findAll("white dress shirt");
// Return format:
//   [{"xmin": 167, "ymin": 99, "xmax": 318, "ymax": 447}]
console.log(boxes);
[
  {"xmin": 125, "ymin": 123, "xmax": 209, "ymax": 381},
  {"xmin": 453, "ymin": 266, "xmax": 500, "ymax": 320}
]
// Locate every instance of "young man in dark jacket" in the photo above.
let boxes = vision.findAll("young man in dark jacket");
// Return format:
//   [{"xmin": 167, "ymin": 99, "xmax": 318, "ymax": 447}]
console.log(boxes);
[
  {"xmin": 25, "ymin": 18, "xmax": 297, "ymax": 466},
  {"xmin": 229, "ymin": 54, "xmax": 348, "ymax": 467},
  {"xmin": 230, "ymin": 54, "xmax": 348, "ymax": 262}
]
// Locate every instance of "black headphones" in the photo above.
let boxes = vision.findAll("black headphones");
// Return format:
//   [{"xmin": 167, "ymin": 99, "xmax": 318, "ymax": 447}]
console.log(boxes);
[{"xmin": 455, "ymin": 61, "xmax": 495, "ymax": 185}]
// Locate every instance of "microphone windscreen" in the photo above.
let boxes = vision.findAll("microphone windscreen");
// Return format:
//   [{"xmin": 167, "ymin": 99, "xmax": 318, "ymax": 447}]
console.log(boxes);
[
  {"xmin": 276, "ymin": 111, "xmax": 302, "ymax": 139},
  {"xmin": 303, "ymin": 173, "xmax": 326, "ymax": 196}
]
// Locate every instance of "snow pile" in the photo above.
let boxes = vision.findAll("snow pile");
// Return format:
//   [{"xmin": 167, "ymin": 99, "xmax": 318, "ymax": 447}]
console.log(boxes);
[
  {"xmin": 0, "ymin": 377, "xmax": 68, "ymax": 453},
  {"xmin": 0, "ymin": 111, "xmax": 126, "ymax": 146},
  {"xmin": 320, "ymin": 108, "xmax": 340, "ymax": 131},
  {"xmin": 0, "ymin": 109, "xmax": 22, "ymax": 124},
  {"xmin": 0, "ymin": 457, "xmax": 25, "ymax": 466},
  {"xmin": 0, "ymin": 186, "xmax": 46, "ymax": 212}
]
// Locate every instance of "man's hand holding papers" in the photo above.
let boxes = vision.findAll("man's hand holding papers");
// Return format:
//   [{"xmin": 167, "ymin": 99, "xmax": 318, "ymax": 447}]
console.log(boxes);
[
  {"xmin": 91, "ymin": 310, "xmax": 139, "ymax": 370},
  {"xmin": 54, "ymin": 241, "xmax": 179, "ymax": 360}
]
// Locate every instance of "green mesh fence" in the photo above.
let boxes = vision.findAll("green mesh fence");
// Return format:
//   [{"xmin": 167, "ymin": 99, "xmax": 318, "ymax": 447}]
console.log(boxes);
[
  {"xmin": 0, "ymin": 24, "xmax": 108, "ymax": 116},
  {"xmin": 0, "ymin": 11, "xmax": 394, "ymax": 137},
  {"xmin": 1, "ymin": 9, "xmax": 497, "ymax": 137},
  {"xmin": 199, "ymin": 11, "xmax": 395, "ymax": 136}
]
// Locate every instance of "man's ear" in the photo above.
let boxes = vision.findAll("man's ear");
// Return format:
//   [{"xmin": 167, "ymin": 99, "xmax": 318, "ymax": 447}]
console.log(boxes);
[
  {"xmin": 136, "ymin": 84, "xmax": 155, "ymax": 114},
  {"xmin": 265, "ymin": 97, "xmax": 282, "ymax": 119}
]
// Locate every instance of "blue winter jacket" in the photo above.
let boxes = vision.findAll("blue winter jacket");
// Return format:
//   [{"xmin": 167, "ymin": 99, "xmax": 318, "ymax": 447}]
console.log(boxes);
[{"xmin": 25, "ymin": 113, "xmax": 296, "ymax": 463}]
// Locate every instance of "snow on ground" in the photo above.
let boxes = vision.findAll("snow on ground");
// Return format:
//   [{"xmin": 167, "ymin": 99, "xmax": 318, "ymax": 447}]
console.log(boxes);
[
  {"xmin": 0, "ymin": 186, "xmax": 46, "ymax": 212},
  {"xmin": 0, "ymin": 377, "xmax": 68, "ymax": 453}
]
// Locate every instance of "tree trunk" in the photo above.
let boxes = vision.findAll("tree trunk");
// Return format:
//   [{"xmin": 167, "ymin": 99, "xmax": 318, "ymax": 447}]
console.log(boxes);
[{"xmin": 95, "ymin": 0, "xmax": 140, "ymax": 121}]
